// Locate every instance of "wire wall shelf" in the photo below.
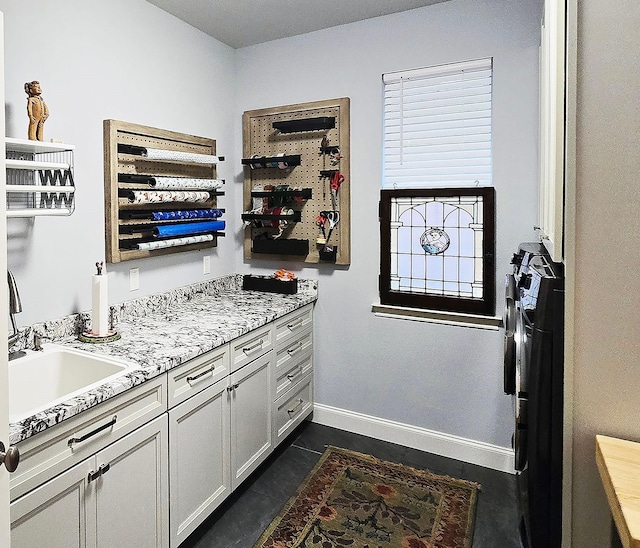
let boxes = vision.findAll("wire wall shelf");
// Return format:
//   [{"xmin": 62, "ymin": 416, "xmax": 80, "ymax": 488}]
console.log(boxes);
[{"xmin": 5, "ymin": 137, "xmax": 76, "ymax": 218}]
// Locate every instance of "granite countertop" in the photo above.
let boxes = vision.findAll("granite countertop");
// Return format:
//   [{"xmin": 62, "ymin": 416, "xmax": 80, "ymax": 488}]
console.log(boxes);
[{"xmin": 9, "ymin": 274, "xmax": 317, "ymax": 445}]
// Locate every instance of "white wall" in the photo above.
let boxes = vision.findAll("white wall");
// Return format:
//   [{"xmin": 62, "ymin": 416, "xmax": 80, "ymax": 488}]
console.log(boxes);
[
  {"xmin": 234, "ymin": 0, "xmax": 542, "ymax": 449},
  {"xmin": 1, "ymin": 0, "xmax": 237, "ymax": 326},
  {"xmin": 9, "ymin": 1, "xmax": 631, "ymax": 544},
  {"xmin": 569, "ymin": 2, "xmax": 640, "ymax": 546}
]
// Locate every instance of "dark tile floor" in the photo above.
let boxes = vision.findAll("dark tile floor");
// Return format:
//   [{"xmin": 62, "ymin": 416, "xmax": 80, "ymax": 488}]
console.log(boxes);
[{"xmin": 182, "ymin": 421, "xmax": 521, "ymax": 548}]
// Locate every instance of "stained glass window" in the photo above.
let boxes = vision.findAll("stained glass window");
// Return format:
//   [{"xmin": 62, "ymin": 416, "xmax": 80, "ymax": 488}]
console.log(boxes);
[
  {"xmin": 379, "ymin": 58, "xmax": 494, "ymax": 315},
  {"xmin": 379, "ymin": 188, "xmax": 495, "ymax": 315}
]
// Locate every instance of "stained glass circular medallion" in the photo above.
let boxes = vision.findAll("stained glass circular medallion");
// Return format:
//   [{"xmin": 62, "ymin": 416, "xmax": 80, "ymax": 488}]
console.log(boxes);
[{"xmin": 419, "ymin": 227, "xmax": 450, "ymax": 254}]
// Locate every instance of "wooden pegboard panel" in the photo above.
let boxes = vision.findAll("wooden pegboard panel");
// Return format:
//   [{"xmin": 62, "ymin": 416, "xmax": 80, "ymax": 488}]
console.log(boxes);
[
  {"xmin": 242, "ymin": 98, "xmax": 350, "ymax": 265},
  {"xmin": 104, "ymin": 119, "xmax": 223, "ymax": 263}
]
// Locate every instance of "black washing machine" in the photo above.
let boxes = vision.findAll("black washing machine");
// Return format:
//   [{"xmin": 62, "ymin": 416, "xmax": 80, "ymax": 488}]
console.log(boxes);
[{"xmin": 504, "ymin": 243, "xmax": 564, "ymax": 548}]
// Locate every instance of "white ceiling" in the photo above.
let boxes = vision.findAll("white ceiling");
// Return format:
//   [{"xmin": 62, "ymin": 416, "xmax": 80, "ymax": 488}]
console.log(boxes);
[{"xmin": 144, "ymin": 0, "xmax": 450, "ymax": 49}]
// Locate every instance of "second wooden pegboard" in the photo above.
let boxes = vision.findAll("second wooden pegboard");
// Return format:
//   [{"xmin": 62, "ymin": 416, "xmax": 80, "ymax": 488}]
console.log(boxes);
[{"xmin": 242, "ymin": 98, "xmax": 350, "ymax": 265}]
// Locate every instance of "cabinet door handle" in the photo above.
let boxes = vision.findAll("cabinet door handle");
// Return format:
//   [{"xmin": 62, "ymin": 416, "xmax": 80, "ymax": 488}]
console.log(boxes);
[
  {"xmin": 287, "ymin": 319, "xmax": 303, "ymax": 330},
  {"xmin": 186, "ymin": 366, "xmax": 215, "ymax": 385},
  {"xmin": 0, "ymin": 442, "xmax": 19, "ymax": 473},
  {"xmin": 287, "ymin": 399, "xmax": 305, "ymax": 416},
  {"xmin": 226, "ymin": 383, "xmax": 239, "ymax": 392},
  {"xmin": 87, "ymin": 463, "xmax": 111, "ymax": 483},
  {"xmin": 287, "ymin": 342, "xmax": 303, "ymax": 355},
  {"xmin": 287, "ymin": 366, "xmax": 303, "ymax": 382},
  {"xmin": 68, "ymin": 415, "xmax": 117, "ymax": 448},
  {"xmin": 242, "ymin": 339, "xmax": 264, "ymax": 354}
]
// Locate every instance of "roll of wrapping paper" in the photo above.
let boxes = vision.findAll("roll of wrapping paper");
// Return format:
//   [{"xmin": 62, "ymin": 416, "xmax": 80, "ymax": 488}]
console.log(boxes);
[
  {"xmin": 152, "ymin": 209, "xmax": 223, "ymax": 221},
  {"xmin": 126, "ymin": 190, "xmax": 210, "ymax": 204},
  {"xmin": 153, "ymin": 220, "xmax": 225, "ymax": 238},
  {"xmin": 148, "ymin": 177, "xmax": 224, "ymax": 191},
  {"xmin": 137, "ymin": 234, "xmax": 214, "ymax": 251},
  {"xmin": 143, "ymin": 147, "xmax": 220, "ymax": 164}
]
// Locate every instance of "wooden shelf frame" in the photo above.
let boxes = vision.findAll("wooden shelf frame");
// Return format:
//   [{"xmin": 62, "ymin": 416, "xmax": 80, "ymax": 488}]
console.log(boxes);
[
  {"xmin": 104, "ymin": 119, "xmax": 224, "ymax": 263},
  {"xmin": 242, "ymin": 98, "xmax": 350, "ymax": 265}
]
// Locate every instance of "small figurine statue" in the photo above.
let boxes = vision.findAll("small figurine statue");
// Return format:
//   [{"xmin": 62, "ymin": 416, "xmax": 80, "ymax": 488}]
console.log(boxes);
[{"xmin": 24, "ymin": 81, "xmax": 49, "ymax": 141}]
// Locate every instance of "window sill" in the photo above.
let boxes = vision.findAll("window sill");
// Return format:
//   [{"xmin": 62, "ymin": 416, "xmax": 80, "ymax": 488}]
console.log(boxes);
[{"xmin": 371, "ymin": 304, "xmax": 502, "ymax": 330}]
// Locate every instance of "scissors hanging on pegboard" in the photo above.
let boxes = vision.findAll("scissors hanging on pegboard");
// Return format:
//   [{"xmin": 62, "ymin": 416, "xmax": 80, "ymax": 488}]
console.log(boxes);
[{"xmin": 330, "ymin": 171, "xmax": 344, "ymax": 210}]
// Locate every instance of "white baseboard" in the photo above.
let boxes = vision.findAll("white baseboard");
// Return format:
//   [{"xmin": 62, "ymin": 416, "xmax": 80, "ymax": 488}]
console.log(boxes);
[{"xmin": 310, "ymin": 403, "xmax": 515, "ymax": 474}]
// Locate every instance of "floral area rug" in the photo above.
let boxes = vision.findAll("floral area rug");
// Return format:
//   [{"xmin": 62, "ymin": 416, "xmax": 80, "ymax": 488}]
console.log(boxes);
[{"xmin": 254, "ymin": 446, "xmax": 480, "ymax": 548}]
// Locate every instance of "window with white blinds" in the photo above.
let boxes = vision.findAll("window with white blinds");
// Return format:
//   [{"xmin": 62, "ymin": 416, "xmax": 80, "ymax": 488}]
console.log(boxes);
[{"xmin": 382, "ymin": 58, "xmax": 493, "ymax": 189}]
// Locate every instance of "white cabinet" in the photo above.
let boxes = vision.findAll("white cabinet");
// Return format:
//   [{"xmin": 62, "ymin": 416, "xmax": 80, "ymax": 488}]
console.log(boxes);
[
  {"xmin": 537, "ymin": 0, "xmax": 566, "ymax": 263},
  {"xmin": 272, "ymin": 327, "xmax": 313, "ymax": 402},
  {"xmin": 273, "ymin": 375, "xmax": 313, "ymax": 444},
  {"xmin": 167, "ymin": 337, "xmax": 275, "ymax": 545},
  {"xmin": 10, "ymin": 303, "xmax": 313, "ymax": 548},
  {"xmin": 94, "ymin": 416, "xmax": 168, "ymax": 548},
  {"xmin": 11, "ymin": 457, "xmax": 93, "ymax": 548},
  {"xmin": 230, "ymin": 323, "xmax": 273, "ymax": 373},
  {"xmin": 168, "ymin": 378, "xmax": 230, "ymax": 547},
  {"xmin": 273, "ymin": 304, "xmax": 313, "ymax": 348},
  {"xmin": 271, "ymin": 303, "xmax": 314, "ymax": 445},
  {"xmin": 11, "ymin": 375, "xmax": 167, "ymax": 501},
  {"xmin": 11, "ymin": 415, "xmax": 168, "ymax": 548},
  {"xmin": 167, "ymin": 344, "xmax": 229, "ymax": 409},
  {"xmin": 229, "ymin": 350, "xmax": 273, "ymax": 490}
]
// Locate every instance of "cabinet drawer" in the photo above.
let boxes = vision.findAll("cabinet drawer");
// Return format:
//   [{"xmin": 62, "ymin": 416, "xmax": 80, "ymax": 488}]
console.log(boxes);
[
  {"xmin": 274, "ymin": 327, "xmax": 312, "ymax": 375},
  {"xmin": 273, "ymin": 348, "xmax": 313, "ymax": 402},
  {"xmin": 11, "ymin": 375, "xmax": 167, "ymax": 501},
  {"xmin": 273, "ymin": 304, "xmax": 313, "ymax": 349},
  {"xmin": 273, "ymin": 375, "xmax": 313, "ymax": 444},
  {"xmin": 168, "ymin": 344, "xmax": 229, "ymax": 408},
  {"xmin": 230, "ymin": 324, "xmax": 273, "ymax": 373}
]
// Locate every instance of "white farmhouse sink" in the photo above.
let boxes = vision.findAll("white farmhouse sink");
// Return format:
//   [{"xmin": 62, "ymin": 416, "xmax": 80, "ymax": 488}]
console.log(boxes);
[{"xmin": 9, "ymin": 345, "xmax": 135, "ymax": 423}]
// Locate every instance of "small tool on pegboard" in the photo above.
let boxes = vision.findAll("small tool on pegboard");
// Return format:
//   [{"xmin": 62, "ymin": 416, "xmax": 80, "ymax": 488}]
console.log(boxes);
[
  {"xmin": 330, "ymin": 171, "xmax": 344, "ymax": 210},
  {"xmin": 317, "ymin": 210, "xmax": 339, "ymax": 262},
  {"xmin": 316, "ymin": 212, "xmax": 327, "ymax": 245}
]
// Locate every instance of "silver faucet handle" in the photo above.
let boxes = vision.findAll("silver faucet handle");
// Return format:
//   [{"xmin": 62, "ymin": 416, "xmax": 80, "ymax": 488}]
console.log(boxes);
[{"xmin": 34, "ymin": 334, "xmax": 48, "ymax": 351}]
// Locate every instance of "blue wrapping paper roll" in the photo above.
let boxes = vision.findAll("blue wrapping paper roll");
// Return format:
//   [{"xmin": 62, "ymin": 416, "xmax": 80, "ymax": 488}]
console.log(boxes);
[
  {"xmin": 153, "ymin": 220, "xmax": 225, "ymax": 238},
  {"xmin": 151, "ymin": 209, "xmax": 223, "ymax": 221}
]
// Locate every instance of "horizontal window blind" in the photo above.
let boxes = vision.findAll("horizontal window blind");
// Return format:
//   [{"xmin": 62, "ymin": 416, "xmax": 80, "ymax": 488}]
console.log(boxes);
[{"xmin": 382, "ymin": 58, "xmax": 493, "ymax": 189}]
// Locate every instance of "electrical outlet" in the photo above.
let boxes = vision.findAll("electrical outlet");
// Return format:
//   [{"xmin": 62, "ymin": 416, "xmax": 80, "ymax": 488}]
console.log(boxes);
[
  {"xmin": 203, "ymin": 255, "xmax": 211, "ymax": 275},
  {"xmin": 129, "ymin": 268, "xmax": 140, "ymax": 291}
]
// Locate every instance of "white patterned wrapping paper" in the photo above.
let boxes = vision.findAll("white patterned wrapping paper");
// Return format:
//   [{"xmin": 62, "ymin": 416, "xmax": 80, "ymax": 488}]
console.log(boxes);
[
  {"xmin": 149, "ymin": 177, "xmax": 224, "ymax": 191},
  {"xmin": 127, "ymin": 190, "xmax": 211, "ymax": 204},
  {"xmin": 137, "ymin": 233, "xmax": 214, "ymax": 251},
  {"xmin": 144, "ymin": 148, "xmax": 220, "ymax": 164}
]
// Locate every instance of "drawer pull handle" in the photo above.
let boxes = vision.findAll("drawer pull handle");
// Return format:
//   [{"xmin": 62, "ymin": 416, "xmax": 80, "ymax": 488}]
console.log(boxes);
[
  {"xmin": 287, "ymin": 366, "xmax": 303, "ymax": 382},
  {"xmin": 287, "ymin": 319, "xmax": 304, "ymax": 330},
  {"xmin": 287, "ymin": 342, "xmax": 303, "ymax": 355},
  {"xmin": 68, "ymin": 415, "xmax": 117, "ymax": 447},
  {"xmin": 186, "ymin": 366, "xmax": 215, "ymax": 384},
  {"xmin": 287, "ymin": 398, "xmax": 305, "ymax": 416},
  {"xmin": 87, "ymin": 463, "xmax": 111, "ymax": 483},
  {"xmin": 243, "ymin": 339, "xmax": 264, "ymax": 354}
]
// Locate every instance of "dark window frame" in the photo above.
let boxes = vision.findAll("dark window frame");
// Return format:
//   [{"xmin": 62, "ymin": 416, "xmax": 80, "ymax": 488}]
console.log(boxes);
[{"xmin": 379, "ymin": 187, "xmax": 496, "ymax": 316}]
